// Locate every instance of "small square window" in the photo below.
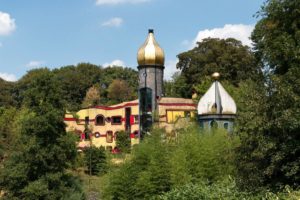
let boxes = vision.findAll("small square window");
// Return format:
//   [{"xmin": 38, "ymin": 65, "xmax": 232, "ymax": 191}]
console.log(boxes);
[
  {"xmin": 111, "ymin": 116, "xmax": 122, "ymax": 125},
  {"xmin": 95, "ymin": 115, "xmax": 105, "ymax": 126}
]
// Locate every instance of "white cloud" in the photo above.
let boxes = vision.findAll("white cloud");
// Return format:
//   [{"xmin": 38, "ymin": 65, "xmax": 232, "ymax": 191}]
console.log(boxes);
[
  {"xmin": 0, "ymin": 72, "xmax": 17, "ymax": 82},
  {"xmin": 192, "ymin": 24, "xmax": 254, "ymax": 47},
  {"xmin": 102, "ymin": 17, "xmax": 123, "ymax": 27},
  {"xmin": 96, "ymin": 0, "xmax": 150, "ymax": 6},
  {"xmin": 103, "ymin": 59, "xmax": 125, "ymax": 67},
  {"xmin": 0, "ymin": 11, "xmax": 16, "ymax": 36},
  {"xmin": 26, "ymin": 60, "xmax": 45, "ymax": 68},
  {"xmin": 164, "ymin": 59, "xmax": 179, "ymax": 80}
]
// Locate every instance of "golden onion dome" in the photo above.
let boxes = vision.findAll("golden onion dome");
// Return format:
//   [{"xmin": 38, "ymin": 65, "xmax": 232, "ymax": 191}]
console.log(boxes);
[{"xmin": 137, "ymin": 29, "xmax": 165, "ymax": 66}]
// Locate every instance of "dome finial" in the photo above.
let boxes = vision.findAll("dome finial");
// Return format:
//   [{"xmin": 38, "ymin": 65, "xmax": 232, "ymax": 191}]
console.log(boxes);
[
  {"xmin": 212, "ymin": 72, "xmax": 220, "ymax": 80},
  {"xmin": 148, "ymin": 29, "xmax": 154, "ymax": 33}
]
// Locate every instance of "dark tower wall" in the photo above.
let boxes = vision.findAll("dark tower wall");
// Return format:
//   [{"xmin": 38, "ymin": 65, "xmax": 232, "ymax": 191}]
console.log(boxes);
[{"xmin": 138, "ymin": 65, "xmax": 164, "ymax": 111}]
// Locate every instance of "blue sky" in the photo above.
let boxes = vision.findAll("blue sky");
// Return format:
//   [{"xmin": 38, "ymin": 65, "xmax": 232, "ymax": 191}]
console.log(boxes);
[{"xmin": 0, "ymin": 0, "xmax": 264, "ymax": 81}]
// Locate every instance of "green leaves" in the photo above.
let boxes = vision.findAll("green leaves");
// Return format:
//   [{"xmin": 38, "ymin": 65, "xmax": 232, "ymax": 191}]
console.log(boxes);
[{"xmin": 103, "ymin": 127, "xmax": 240, "ymax": 199}]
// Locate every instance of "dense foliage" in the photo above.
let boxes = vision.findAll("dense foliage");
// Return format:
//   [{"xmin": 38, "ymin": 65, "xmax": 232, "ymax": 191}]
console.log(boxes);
[
  {"xmin": 103, "ymin": 127, "xmax": 239, "ymax": 199},
  {"xmin": 236, "ymin": 0, "xmax": 300, "ymax": 189},
  {"xmin": 0, "ymin": 63, "xmax": 138, "ymax": 110},
  {"xmin": 115, "ymin": 131, "xmax": 131, "ymax": 153},
  {"xmin": 172, "ymin": 38, "xmax": 261, "ymax": 98},
  {"xmin": 84, "ymin": 146, "xmax": 107, "ymax": 175},
  {"xmin": 0, "ymin": 107, "xmax": 17, "ymax": 162},
  {"xmin": 0, "ymin": 71, "xmax": 84, "ymax": 199}
]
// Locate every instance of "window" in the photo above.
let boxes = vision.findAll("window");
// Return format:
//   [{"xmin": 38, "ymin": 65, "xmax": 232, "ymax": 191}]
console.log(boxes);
[
  {"xmin": 114, "ymin": 131, "xmax": 119, "ymax": 140},
  {"xmin": 94, "ymin": 132, "xmax": 100, "ymax": 138},
  {"xmin": 95, "ymin": 115, "xmax": 105, "ymax": 126},
  {"xmin": 134, "ymin": 115, "xmax": 139, "ymax": 124},
  {"xmin": 85, "ymin": 117, "xmax": 89, "ymax": 125},
  {"xmin": 167, "ymin": 111, "xmax": 185, "ymax": 123},
  {"xmin": 224, "ymin": 123, "xmax": 229, "ymax": 130},
  {"xmin": 84, "ymin": 130, "xmax": 90, "ymax": 140},
  {"xmin": 112, "ymin": 116, "xmax": 122, "ymax": 125},
  {"xmin": 134, "ymin": 130, "xmax": 139, "ymax": 138},
  {"xmin": 106, "ymin": 131, "xmax": 113, "ymax": 143}
]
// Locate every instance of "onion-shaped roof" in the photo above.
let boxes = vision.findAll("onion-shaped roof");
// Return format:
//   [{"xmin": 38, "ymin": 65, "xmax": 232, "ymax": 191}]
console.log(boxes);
[
  {"xmin": 197, "ymin": 81, "xmax": 237, "ymax": 115},
  {"xmin": 137, "ymin": 29, "xmax": 165, "ymax": 66}
]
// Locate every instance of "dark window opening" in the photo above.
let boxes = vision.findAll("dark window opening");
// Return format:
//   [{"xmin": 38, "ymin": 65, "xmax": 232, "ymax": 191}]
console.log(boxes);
[
  {"xmin": 85, "ymin": 117, "xmax": 89, "ymax": 125},
  {"xmin": 95, "ymin": 115, "xmax": 105, "ymax": 126},
  {"xmin": 112, "ymin": 116, "xmax": 122, "ymax": 125},
  {"xmin": 84, "ymin": 130, "xmax": 90, "ymax": 140},
  {"xmin": 134, "ymin": 130, "xmax": 139, "ymax": 137},
  {"xmin": 224, "ymin": 123, "xmax": 229, "ymax": 130}
]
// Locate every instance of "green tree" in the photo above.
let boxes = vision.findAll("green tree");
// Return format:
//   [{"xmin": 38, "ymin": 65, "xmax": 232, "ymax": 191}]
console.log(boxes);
[
  {"xmin": 236, "ymin": 0, "xmax": 300, "ymax": 189},
  {"xmin": 53, "ymin": 63, "xmax": 103, "ymax": 111},
  {"xmin": 81, "ymin": 85, "xmax": 101, "ymax": 108},
  {"xmin": 116, "ymin": 131, "xmax": 131, "ymax": 153},
  {"xmin": 0, "ymin": 78, "xmax": 16, "ymax": 107},
  {"xmin": 251, "ymin": 0, "xmax": 300, "ymax": 75},
  {"xmin": 0, "ymin": 70, "xmax": 83, "ymax": 199},
  {"xmin": 176, "ymin": 38, "xmax": 261, "ymax": 97},
  {"xmin": 103, "ymin": 127, "xmax": 239, "ymax": 200},
  {"xmin": 84, "ymin": 146, "xmax": 107, "ymax": 175},
  {"xmin": 107, "ymin": 79, "xmax": 135, "ymax": 104},
  {"xmin": 0, "ymin": 107, "xmax": 18, "ymax": 162},
  {"xmin": 164, "ymin": 72, "xmax": 190, "ymax": 98}
]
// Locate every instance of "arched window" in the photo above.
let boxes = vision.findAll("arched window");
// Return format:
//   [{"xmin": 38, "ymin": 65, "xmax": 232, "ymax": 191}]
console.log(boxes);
[{"xmin": 95, "ymin": 115, "xmax": 105, "ymax": 126}]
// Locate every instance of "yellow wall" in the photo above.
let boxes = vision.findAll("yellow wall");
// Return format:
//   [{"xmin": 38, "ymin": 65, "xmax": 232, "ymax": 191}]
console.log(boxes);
[{"xmin": 64, "ymin": 98, "xmax": 196, "ymax": 150}]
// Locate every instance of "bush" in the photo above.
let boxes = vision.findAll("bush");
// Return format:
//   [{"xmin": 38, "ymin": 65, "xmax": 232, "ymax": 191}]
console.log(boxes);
[
  {"xmin": 103, "ymin": 126, "xmax": 240, "ymax": 200},
  {"xmin": 84, "ymin": 146, "xmax": 107, "ymax": 175},
  {"xmin": 116, "ymin": 131, "xmax": 131, "ymax": 153},
  {"xmin": 156, "ymin": 180, "xmax": 300, "ymax": 200}
]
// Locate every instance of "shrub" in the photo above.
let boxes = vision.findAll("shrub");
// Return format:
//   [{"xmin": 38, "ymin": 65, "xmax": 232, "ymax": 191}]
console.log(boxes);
[
  {"xmin": 84, "ymin": 146, "xmax": 107, "ymax": 175},
  {"xmin": 116, "ymin": 131, "xmax": 131, "ymax": 153},
  {"xmin": 103, "ymin": 126, "xmax": 240, "ymax": 199}
]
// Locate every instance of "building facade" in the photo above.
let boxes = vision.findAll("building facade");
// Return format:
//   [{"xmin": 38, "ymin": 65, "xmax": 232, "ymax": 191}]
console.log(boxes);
[{"xmin": 64, "ymin": 98, "xmax": 196, "ymax": 150}]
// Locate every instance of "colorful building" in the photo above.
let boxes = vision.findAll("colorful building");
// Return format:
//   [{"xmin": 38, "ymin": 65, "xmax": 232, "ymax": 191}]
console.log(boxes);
[{"xmin": 64, "ymin": 98, "xmax": 196, "ymax": 149}]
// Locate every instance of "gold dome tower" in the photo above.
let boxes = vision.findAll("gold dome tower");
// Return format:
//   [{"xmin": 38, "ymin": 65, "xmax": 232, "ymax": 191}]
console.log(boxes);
[
  {"xmin": 137, "ymin": 29, "xmax": 165, "ymax": 136},
  {"xmin": 137, "ymin": 29, "xmax": 165, "ymax": 66}
]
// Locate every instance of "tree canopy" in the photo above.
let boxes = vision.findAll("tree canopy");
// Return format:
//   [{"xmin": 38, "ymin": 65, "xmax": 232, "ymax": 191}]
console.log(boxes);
[
  {"xmin": 236, "ymin": 0, "xmax": 300, "ymax": 189},
  {"xmin": 176, "ymin": 38, "xmax": 260, "ymax": 91}
]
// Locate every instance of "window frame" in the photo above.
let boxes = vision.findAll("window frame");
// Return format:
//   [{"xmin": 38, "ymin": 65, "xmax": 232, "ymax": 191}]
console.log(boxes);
[
  {"xmin": 111, "ymin": 116, "xmax": 122, "ymax": 125},
  {"xmin": 95, "ymin": 114, "xmax": 105, "ymax": 126},
  {"xmin": 106, "ymin": 131, "xmax": 113, "ymax": 143}
]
